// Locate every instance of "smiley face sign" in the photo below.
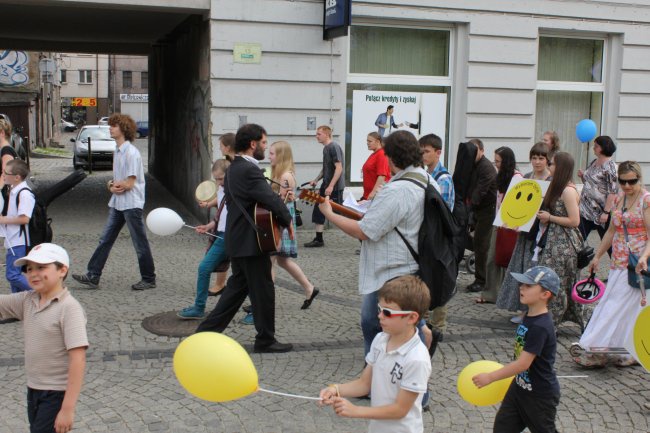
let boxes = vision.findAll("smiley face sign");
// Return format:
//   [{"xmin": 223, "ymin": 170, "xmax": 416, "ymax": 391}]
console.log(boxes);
[
  {"xmin": 493, "ymin": 178, "xmax": 549, "ymax": 232},
  {"xmin": 625, "ymin": 306, "xmax": 650, "ymax": 372}
]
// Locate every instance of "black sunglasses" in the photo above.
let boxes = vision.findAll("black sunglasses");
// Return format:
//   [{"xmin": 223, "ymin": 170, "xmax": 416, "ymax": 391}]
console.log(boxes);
[{"xmin": 618, "ymin": 177, "xmax": 640, "ymax": 186}]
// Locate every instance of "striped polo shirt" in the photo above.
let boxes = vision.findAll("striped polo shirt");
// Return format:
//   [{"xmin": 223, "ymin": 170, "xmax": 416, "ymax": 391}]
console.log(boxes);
[{"xmin": 0, "ymin": 288, "xmax": 88, "ymax": 390}]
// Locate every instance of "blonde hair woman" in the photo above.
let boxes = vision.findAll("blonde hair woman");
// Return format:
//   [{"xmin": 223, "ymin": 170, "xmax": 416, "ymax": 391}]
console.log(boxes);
[{"xmin": 269, "ymin": 141, "xmax": 319, "ymax": 309}]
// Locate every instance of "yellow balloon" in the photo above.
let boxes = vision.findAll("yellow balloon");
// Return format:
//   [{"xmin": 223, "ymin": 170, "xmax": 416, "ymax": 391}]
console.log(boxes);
[
  {"xmin": 173, "ymin": 332, "xmax": 258, "ymax": 402},
  {"xmin": 457, "ymin": 360, "xmax": 513, "ymax": 406},
  {"xmin": 633, "ymin": 307, "xmax": 650, "ymax": 372}
]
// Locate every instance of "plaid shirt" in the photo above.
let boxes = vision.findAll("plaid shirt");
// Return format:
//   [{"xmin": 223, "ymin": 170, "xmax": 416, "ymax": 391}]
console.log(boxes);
[{"xmin": 430, "ymin": 161, "xmax": 455, "ymax": 211}]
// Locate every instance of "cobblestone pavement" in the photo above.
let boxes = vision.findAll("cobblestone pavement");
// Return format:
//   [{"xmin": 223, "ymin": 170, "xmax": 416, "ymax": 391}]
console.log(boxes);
[{"xmin": 0, "ymin": 143, "xmax": 649, "ymax": 432}]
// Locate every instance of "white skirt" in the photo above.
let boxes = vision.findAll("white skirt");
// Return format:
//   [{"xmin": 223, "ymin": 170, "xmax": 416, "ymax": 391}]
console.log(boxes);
[{"xmin": 579, "ymin": 269, "xmax": 643, "ymax": 349}]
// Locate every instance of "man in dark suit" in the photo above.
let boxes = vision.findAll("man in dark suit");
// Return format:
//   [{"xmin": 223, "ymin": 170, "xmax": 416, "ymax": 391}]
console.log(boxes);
[{"xmin": 196, "ymin": 124, "xmax": 293, "ymax": 353}]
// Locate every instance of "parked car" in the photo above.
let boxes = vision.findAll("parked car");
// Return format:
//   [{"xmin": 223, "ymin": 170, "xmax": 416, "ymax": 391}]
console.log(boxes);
[
  {"xmin": 60, "ymin": 119, "xmax": 77, "ymax": 132},
  {"xmin": 136, "ymin": 121, "xmax": 149, "ymax": 138},
  {"xmin": 0, "ymin": 113, "xmax": 27, "ymax": 160},
  {"xmin": 71, "ymin": 125, "xmax": 116, "ymax": 169},
  {"xmin": 98, "ymin": 116, "xmax": 109, "ymax": 126}
]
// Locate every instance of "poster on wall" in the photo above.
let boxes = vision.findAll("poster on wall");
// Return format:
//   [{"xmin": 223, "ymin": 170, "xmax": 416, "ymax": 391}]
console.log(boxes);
[{"xmin": 350, "ymin": 90, "xmax": 447, "ymax": 182}]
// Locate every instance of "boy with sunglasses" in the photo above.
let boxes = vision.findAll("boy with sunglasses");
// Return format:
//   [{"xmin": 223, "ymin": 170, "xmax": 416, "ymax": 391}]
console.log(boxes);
[
  {"xmin": 473, "ymin": 266, "xmax": 561, "ymax": 433},
  {"xmin": 319, "ymin": 275, "xmax": 431, "ymax": 433}
]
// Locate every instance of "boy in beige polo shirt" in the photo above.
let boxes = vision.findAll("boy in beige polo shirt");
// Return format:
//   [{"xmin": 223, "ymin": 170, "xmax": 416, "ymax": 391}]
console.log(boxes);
[{"xmin": 0, "ymin": 243, "xmax": 88, "ymax": 433}]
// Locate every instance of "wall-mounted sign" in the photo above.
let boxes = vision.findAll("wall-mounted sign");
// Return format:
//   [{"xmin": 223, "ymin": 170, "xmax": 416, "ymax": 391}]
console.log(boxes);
[
  {"xmin": 233, "ymin": 43, "xmax": 262, "ymax": 64},
  {"xmin": 323, "ymin": 0, "xmax": 351, "ymax": 40},
  {"xmin": 120, "ymin": 93, "xmax": 148, "ymax": 102},
  {"xmin": 71, "ymin": 97, "xmax": 97, "ymax": 107}
]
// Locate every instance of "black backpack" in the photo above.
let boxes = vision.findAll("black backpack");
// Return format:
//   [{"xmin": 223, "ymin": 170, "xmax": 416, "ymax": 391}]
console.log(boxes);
[
  {"xmin": 16, "ymin": 187, "xmax": 53, "ymax": 252},
  {"xmin": 394, "ymin": 173, "xmax": 463, "ymax": 309},
  {"xmin": 434, "ymin": 169, "xmax": 469, "ymax": 263}
]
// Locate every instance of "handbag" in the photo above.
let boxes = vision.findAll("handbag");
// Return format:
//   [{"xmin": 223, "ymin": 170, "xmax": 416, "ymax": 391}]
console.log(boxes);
[
  {"xmin": 560, "ymin": 225, "xmax": 594, "ymax": 269},
  {"xmin": 622, "ymin": 214, "xmax": 650, "ymax": 289},
  {"xmin": 494, "ymin": 227, "xmax": 518, "ymax": 267}
]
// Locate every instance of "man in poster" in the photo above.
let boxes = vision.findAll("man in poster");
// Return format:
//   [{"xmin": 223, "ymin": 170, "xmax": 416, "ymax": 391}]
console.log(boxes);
[{"xmin": 375, "ymin": 105, "xmax": 402, "ymax": 137}]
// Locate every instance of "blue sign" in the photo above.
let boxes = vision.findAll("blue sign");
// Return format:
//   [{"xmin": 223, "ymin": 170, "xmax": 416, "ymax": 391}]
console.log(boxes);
[{"xmin": 323, "ymin": 0, "xmax": 351, "ymax": 40}]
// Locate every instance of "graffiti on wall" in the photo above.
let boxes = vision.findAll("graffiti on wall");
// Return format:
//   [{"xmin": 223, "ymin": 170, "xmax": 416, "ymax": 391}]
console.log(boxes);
[{"xmin": 0, "ymin": 50, "xmax": 29, "ymax": 87}]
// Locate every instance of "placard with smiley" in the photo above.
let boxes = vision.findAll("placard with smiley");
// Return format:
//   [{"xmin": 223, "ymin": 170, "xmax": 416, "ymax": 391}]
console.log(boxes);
[{"xmin": 493, "ymin": 178, "xmax": 550, "ymax": 232}]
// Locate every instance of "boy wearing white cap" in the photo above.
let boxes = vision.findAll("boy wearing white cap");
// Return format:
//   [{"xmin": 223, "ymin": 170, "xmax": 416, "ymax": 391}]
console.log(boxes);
[
  {"xmin": 472, "ymin": 265, "xmax": 561, "ymax": 433},
  {"xmin": 0, "ymin": 243, "xmax": 88, "ymax": 433}
]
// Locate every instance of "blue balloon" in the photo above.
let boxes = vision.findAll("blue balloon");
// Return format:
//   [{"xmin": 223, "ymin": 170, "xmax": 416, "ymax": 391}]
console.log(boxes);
[{"xmin": 576, "ymin": 119, "xmax": 597, "ymax": 142}]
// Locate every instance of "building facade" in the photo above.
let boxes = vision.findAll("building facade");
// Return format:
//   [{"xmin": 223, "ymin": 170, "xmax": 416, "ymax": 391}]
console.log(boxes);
[
  {"xmin": 108, "ymin": 55, "xmax": 149, "ymax": 122},
  {"xmin": 59, "ymin": 53, "xmax": 109, "ymax": 126},
  {"xmin": 210, "ymin": 0, "xmax": 650, "ymax": 182}
]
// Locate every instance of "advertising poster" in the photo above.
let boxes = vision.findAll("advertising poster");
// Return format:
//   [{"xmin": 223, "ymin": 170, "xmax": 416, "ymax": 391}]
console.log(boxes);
[{"xmin": 350, "ymin": 90, "xmax": 447, "ymax": 182}]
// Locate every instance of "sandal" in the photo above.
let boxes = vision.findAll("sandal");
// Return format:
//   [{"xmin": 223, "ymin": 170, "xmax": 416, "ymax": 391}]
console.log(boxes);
[{"xmin": 475, "ymin": 297, "xmax": 494, "ymax": 304}]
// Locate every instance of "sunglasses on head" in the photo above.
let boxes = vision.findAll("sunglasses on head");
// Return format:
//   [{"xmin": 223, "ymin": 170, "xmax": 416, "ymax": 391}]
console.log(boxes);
[
  {"xmin": 377, "ymin": 304, "xmax": 414, "ymax": 318},
  {"xmin": 618, "ymin": 177, "xmax": 639, "ymax": 186}
]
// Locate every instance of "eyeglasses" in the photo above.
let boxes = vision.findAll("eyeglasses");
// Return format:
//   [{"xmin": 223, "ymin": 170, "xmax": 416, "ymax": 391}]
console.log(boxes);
[
  {"xmin": 377, "ymin": 304, "xmax": 414, "ymax": 318},
  {"xmin": 618, "ymin": 177, "xmax": 639, "ymax": 186}
]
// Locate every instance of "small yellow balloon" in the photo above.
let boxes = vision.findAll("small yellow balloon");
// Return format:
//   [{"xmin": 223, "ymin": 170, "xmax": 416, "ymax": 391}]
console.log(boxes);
[
  {"xmin": 173, "ymin": 332, "xmax": 258, "ymax": 402},
  {"xmin": 633, "ymin": 307, "xmax": 650, "ymax": 372},
  {"xmin": 457, "ymin": 360, "xmax": 512, "ymax": 406}
]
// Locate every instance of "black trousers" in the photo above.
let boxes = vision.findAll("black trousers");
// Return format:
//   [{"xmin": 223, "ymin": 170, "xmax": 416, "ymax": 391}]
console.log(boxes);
[
  {"xmin": 579, "ymin": 215, "xmax": 612, "ymax": 258},
  {"xmin": 493, "ymin": 384, "xmax": 559, "ymax": 433},
  {"xmin": 473, "ymin": 204, "xmax": 496, "ymax": 285},
  {"xmin": 27, "ymin": 388, "xmax": 65, "ymax": 433},
  {"xmin": 196, "ymin": 255, "xmax": 276, "ymax": 347}
]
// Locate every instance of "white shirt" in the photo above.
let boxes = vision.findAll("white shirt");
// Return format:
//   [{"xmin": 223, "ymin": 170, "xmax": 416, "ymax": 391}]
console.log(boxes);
[
  {"xmin": 366, "ymin": 331, "xmax": 431, "ymax": 433},
  {"xmin": 216, "ymin": 187, "xmax": 227, "ymax": 233},
  {"xmin": 4, "ymin": 180, "xmax": 35, "ymax": 249},
  {"xmin": 108, "ymin": 141, "xmax": 145, "ymax": 211},
  {"xmin": 357, "ymin": 166, "xmax": 427, "ymax": 295}
]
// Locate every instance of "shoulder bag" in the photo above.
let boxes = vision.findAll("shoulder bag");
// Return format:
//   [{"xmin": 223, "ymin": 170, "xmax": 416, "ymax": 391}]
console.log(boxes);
[{"xmin": 622, "ymin": 193, "xmax": 650, "ymax": 289}]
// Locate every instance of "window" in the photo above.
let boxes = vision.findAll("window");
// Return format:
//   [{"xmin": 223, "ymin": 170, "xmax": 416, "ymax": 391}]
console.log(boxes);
[
  {"xmin": 347, "ymin": 24, "xmax": 452, "ymax": 182},
  {"xmin": 536, "ymin": 36, "xmax": 605, "ymax": 171},
  {"xmin": 60, "ymin": 69, "xmax": 67, "ymax": 83},
  {"xmin": 141, "ymin": 71, "xmax": 148, "ymax": 89},
  {"xmin": 79, "ymin": 70, "xmax": 92, "ymax": 84},
  {"xmin": 123, "ymin": 71, "xmax": 132, "ymax": 88}
]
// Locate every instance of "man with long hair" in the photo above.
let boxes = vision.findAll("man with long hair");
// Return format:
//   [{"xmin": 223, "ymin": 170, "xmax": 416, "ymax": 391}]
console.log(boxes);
[{"xmin": 72, "ymin": 113, "xmax": 156, "ymax": 291}]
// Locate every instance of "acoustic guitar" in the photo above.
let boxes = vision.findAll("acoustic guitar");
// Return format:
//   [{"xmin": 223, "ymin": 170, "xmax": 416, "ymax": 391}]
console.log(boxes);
[
  {"xmin": 298, "ymin": 189, "xmax": 364, "ymax": 221},
  {"xmin": 254, "ymin": 204, "xmax": 283, "ymax": 253}
]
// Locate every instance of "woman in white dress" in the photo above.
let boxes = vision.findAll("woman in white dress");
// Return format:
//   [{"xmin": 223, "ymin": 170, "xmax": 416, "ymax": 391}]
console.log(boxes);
[{"xmin": 574, "ymin": 161, "xmax": 650, "ymax": 367}]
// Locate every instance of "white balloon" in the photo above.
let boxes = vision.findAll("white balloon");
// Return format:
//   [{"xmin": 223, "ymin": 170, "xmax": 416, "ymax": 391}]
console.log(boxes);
[{"xmin": 146, "ymin": 208, "xmax": 184, "ymax": 236}]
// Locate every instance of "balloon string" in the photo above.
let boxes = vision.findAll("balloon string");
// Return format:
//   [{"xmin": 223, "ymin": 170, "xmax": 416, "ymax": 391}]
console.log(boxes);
[
  {"xmin": 258, "ymin": 387, "xmax": 322, "ymax": 401},
  {"xmin": 183, "ymin": 224, "xmax": 221, "ymax": 239}
]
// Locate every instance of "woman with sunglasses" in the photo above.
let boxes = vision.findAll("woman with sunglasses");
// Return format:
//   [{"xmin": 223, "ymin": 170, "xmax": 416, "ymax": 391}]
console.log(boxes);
[
  {"xmin": 498, "ymin": 152, "xmax": 585, "ymax": 328},
  {"xmin": 574, "ymin": 161, "xmax": 650, "ymax": 367},
  {"xmin": 577, "ymin": 136, "xmax": 618, "ymax": 251}
]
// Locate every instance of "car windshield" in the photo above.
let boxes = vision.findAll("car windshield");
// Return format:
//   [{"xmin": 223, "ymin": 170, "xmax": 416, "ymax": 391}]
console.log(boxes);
[{"xmin": 79, "ymin": 128, "xmax": 112, "ymax": 141}]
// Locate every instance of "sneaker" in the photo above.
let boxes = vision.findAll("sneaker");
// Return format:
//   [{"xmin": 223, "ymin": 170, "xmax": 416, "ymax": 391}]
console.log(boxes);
[
  {"xmin": 177, "ymin": 306, "xmax": 205, "ymax": 320},
  {"xmin": 304, "ymin": 238, "xmax": 324, "ymax": 248},
  {"xmin": 72, "ymin": 273, "xmax": 99, "ymax": 289},
  {"xmin": 240, "ymin": 312, "xmax": 254, "ymax": 325},
  {"xmin": 132, "ymin": 280, "xmax": 156, "ymax": 291}
]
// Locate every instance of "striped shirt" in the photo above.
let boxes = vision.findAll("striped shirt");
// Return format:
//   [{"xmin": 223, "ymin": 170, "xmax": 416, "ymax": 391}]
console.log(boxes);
[
  {"xmin": 358, "ymin": 166, "xmax": 426, "ymax": 295},
  {"xmin": 109, "ymin": 141, "xmax": 145, "ymax": 210},
  {"xmin": 0, "ymin": 288, "xmax": 88, "ymax": 390}
]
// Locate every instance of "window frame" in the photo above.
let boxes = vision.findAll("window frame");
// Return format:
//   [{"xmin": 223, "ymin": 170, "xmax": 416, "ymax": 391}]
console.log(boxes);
[
  {"xmin": 60, "ymin": 69, "xmax": 67, "ymax": 84},
  {"xmin": 123, "ymin": 70, "xmax": 133, "ymax": 89},
  {"xmin": 78, "ymin": 69, "xmax": 93, "ymax": 84},
  {"xmin": 140, "ymin": 71, "xmax": 148, "ymax": 89}
]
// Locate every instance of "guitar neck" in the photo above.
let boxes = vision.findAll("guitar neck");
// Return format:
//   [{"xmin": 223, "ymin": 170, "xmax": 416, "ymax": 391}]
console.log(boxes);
[{"xmin": 299, "ymin": 189, "xmax": 363, "ymax": 220}]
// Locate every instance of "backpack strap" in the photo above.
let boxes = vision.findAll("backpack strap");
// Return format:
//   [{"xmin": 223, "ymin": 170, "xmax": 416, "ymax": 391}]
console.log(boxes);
[
  {"xmin": 434, "ymin": 170, "xmax": 449, "ymax": 181},
  {"xmin": 392, "ymin": 174, "xmax": 429, "ymax": 264},
  {"xmin": 14, "ymin": 187, "xmax": 33, "ymax": 245}
]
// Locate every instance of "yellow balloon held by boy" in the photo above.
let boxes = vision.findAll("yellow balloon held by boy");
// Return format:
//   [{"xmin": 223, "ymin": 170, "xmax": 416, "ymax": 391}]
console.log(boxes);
[
  {"xmin": 457, "ymin": 360, "xmax": 512, "ymax": 406},
  {"xmin": 173, "ymin": 332, "xmax": 259, "ymax": 402}
]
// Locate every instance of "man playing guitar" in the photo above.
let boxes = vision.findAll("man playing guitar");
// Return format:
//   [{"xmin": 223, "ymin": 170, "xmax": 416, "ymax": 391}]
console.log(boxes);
[{"xmin": 197, "ymin": 124, "xmax": 294, "ymax": 353}]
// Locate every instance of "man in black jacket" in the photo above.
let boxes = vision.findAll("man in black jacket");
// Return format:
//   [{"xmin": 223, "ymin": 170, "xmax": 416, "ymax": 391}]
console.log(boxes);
[
  {"xmin": 467, "ymin": 138, "xmax": 497, "ymax": 293},
  {"xmin": 196, "ymin": 124, "xmax": 293, "ymax": 353}
]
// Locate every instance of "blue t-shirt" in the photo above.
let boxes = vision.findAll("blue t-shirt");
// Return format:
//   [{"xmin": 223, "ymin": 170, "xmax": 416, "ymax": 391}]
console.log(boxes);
[{"xmin": 513, "ymin": 312, "xmax": 560, "ymax": 397}]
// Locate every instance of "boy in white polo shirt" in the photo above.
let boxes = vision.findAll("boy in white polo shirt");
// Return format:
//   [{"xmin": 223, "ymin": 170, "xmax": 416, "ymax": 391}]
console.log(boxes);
[
  {"xmin": 0, "ymin": 159, "xmax": 35, "ymax": 293},
  {"xmin": 0, "ymin": 243, "xmax": 88, "ymax": 433},
  {"xmin": 320, "ymin": 275, "xmax": 431, "ymax": 433}
]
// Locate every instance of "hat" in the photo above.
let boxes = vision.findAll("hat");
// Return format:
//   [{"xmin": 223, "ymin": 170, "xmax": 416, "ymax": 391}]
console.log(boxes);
[
  {"xmin": 510, "ymin": 266, "xmax": 560, "ymax": 295},
  {"xmin": 15, "ymin": 243, "xmax": 69, "ymax": 268}
]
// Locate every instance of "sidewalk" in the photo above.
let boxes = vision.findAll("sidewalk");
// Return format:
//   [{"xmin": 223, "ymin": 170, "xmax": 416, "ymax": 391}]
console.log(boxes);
[{"xmin": 0, "ymin": 150, "xmax": 647, "ymax": 432}]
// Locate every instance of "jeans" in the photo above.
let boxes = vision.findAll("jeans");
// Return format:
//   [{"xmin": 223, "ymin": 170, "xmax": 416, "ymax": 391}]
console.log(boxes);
[
  {"xmin": 27, "ymin": 388, "xmax": 65, "ymax": 433},
  {"xmin": 194, "ymin": 233, "xmax": 227, "ymax": 309},
  {"xmin": 6, "ymin": 245, "xmax": 31, "ymax": 293},
  {"xmin": 87, "ymin": 207, "xmax": 155, "ymax": 282}
]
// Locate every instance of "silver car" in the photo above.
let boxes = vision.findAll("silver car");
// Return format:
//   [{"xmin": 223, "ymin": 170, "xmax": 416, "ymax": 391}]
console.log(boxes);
[{"xmin": 71, "ymin": 125, "xmax": 116, "ymax": 169}]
